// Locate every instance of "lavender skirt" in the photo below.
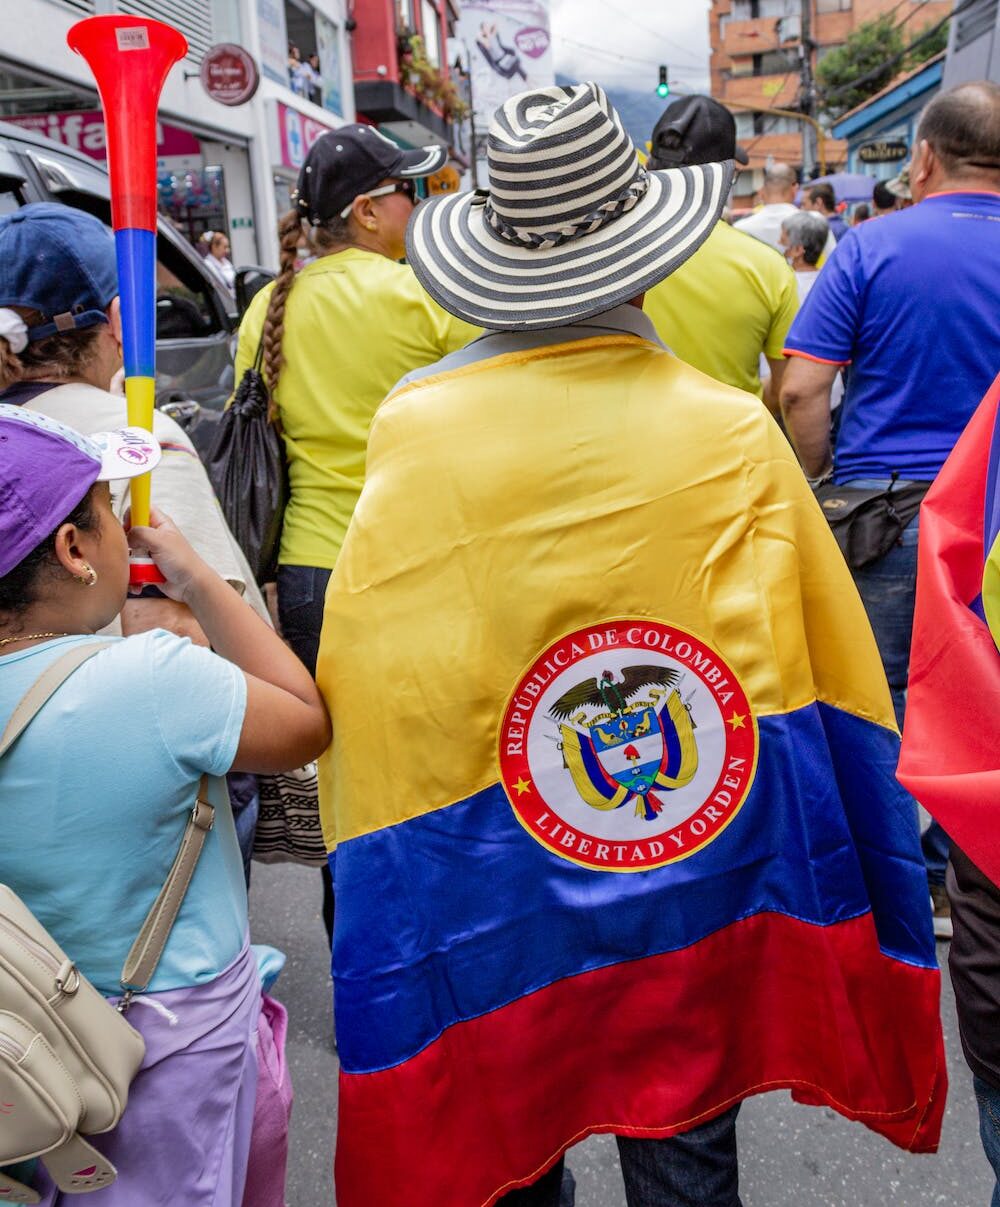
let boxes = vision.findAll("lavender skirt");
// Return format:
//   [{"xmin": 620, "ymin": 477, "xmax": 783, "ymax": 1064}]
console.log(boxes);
[{"xmin": 35, "ymin": 943, "xmax": 260, "ymax": 1207}]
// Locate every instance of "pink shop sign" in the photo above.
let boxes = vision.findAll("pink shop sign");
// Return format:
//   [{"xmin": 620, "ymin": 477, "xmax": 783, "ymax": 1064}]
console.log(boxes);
[
  {"xmin": 276, "ymin": 101, "xmax": 336, "ymax": 170},
  {"xmin": 4, "ymin": 111, "xmax": 200, "ymax": 161}
]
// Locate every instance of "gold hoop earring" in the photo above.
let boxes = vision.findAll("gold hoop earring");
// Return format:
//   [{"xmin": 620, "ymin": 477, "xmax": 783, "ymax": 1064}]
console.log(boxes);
[{"xmin": 77, "ymin": 566, "xmax": 98, "ymax": 587}]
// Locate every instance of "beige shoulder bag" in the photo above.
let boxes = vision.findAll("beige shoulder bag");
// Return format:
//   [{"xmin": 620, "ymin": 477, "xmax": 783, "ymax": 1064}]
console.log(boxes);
[{"xmin": 0, "ymin": 644, "xmax": 217, "ymax": 1202}]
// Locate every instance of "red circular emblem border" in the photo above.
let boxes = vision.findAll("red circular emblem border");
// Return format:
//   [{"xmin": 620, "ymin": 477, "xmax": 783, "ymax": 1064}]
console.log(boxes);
[{"xmin": 497, "ymin": 618, "xmax": 758, "ymax": 872}]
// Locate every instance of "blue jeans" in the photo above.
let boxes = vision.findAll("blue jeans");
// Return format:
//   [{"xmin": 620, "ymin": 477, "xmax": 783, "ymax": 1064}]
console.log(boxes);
[
  {"xmin": 276, "ymin": 564, "xmax": 335, "ymax": 939},
  {"xmin": 276, "ymin": 564, "xmax": 333, "ymax": 679},
  {"xmin": 975, "ymin": 1076, "xmax": 1000, "ymax": 1207},
  {"xmin": 226, "ymin": 771, "xmax": 259, "ymax": 887},
  {"xmin": 497, "ymin": 1105, "xmax": 741, "ymax": 1207},
  {"xmin": 847, "ymin": 481, "xmax": 950, "ymax": 886}
]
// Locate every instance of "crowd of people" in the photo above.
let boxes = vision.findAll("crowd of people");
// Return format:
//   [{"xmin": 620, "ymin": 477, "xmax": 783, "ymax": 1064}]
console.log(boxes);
[{"xmin": 0, "ymin": 71, "xmax": 998, "ymax": 1207}]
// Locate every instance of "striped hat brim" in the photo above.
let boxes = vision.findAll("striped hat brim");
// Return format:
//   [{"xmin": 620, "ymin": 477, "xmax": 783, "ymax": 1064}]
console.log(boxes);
[{"xmin": 405, "ymin": 160, "xmax": 734, "ymax": 331}]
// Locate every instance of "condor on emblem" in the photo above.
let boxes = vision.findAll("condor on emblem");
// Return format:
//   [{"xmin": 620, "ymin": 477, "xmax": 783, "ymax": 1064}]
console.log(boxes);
[{"xmin": 498, "ymin": 619, "xmax": 758, "ymax": 871}]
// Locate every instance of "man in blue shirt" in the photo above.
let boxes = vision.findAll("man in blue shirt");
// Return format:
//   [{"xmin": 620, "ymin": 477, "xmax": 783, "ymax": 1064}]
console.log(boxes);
[{"xmin": 780, "ymin": 80, "xmax": 1000, "ymax": 938}]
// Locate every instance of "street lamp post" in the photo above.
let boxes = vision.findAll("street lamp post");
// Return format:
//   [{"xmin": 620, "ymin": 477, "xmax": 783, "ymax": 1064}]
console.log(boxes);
[{"xmin": 798, "ymin": 0, "xmax": 817, "ymax": 177}]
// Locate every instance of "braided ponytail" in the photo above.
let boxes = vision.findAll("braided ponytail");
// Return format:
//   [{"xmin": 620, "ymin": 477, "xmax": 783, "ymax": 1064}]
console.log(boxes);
[
  {"xmin": 260, "ymin": 207, "xmax": 354, "ymax": 420},
  {"xmin": 261, "ymin": 209, "xmax": 303, "ymax": 419}
]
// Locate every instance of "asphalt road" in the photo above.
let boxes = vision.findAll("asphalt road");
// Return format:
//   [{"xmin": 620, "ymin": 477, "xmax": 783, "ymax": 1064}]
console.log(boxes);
[{"xmin": 249, "ymin": 861, "xmax": 992, "ymax": 1207}]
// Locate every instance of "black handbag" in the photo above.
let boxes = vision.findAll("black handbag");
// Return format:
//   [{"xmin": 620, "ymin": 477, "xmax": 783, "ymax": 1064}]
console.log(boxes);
[
  {"xmin": 814, "ymin": 474, "xmax": 930, "ymax": 570},
  {"xmin": 205, "ymin": 339, "xmax": 288, "ymax": 584}
]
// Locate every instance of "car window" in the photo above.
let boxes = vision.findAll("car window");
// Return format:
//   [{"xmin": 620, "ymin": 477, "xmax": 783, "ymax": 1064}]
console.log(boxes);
[
  {"xmin": 0, "ymin": 144, "xmax": 29, "ymax": 215},
  {"xmin": 23, "ymin": 150, "xmax": 226, "ymax": 341},
  {"xmin": 30, "ymin": 150, "xmax": 109, "ymax": 199}
]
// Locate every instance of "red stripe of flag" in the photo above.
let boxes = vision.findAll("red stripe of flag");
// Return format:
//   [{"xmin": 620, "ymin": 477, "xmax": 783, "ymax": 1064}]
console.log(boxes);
[
  {"xmin": 899, "ymin": 373, "xmax": 1000, "ymax": 883},
  {"xmin": 335, "ymin": 912, "xmax": 944, "ymax": 1207}
]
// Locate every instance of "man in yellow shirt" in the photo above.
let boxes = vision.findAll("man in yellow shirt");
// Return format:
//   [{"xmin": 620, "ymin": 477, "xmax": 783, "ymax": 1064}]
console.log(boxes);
[{"xmin": 642, "ymin": 96, "xmax": 799, "ymax": 411}]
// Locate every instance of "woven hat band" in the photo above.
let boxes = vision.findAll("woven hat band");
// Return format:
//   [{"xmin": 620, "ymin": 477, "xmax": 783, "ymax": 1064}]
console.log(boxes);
[{"xmin": 484, "ymin": 172, "xmax": 651, "ymax": 250}]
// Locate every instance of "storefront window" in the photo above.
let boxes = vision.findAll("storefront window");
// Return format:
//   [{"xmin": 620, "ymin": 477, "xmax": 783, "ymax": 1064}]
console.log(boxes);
[
  {"xmin": 157, "ymin": 164, "xmax": 229, "ymax": 249},
  {"xmin": 0, "ymin": 63, "xmax": 93, "ymax": 119},
  {"xmin": 285, "ymin": 0, "xmax": 344, "ymax": 114}
]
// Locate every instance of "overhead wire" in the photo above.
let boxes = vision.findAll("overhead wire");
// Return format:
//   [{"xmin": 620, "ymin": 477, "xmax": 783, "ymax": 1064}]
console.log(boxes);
[
  {"xmin": 559, "ymin": 36, "xmax": 700, "ymax": 75},
  {"xmin": 598, "ymin": 0, "xmax": 707, "ymax": 65}
]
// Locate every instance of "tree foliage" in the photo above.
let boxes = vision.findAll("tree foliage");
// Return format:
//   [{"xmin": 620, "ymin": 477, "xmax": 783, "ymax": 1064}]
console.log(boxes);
[
  {"xmin": 816, "ymin": 14, "xmax": 952, "ymax": 117},
  {"xmin": 816, "ymin": 15, "xmax": 903, "ymax": 115},
  {"xmin": 907, "ymin": 21, "xmax": 950, "ymax": 67}
]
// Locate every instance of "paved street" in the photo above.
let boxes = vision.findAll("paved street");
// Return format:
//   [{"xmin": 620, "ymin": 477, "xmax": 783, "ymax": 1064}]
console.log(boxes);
[{"xmin": 250, "ymin": 861, "xmax": 992, "ymax": 1207}]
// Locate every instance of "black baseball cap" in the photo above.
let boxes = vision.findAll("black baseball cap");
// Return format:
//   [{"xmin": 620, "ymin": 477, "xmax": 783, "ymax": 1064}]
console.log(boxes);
[
  {"xmin": 648, "ymin": 95, "xmax": 749, "ymax": 170},
  {"xmin": 293, "ymin": 125, "xmax": 448, "ymax": 224}
]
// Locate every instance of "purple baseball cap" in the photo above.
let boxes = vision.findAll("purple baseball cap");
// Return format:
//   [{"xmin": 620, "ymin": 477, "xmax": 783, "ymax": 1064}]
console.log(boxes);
[{"xmin": 0, "ymin": 404, "xmax": 160, "ymax": 577}]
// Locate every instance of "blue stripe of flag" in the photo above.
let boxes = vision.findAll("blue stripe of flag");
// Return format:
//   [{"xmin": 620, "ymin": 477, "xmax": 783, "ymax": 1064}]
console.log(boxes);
[{"xmin": 332, "ymin": 701, "xmax": 933, "ymax": 1076}]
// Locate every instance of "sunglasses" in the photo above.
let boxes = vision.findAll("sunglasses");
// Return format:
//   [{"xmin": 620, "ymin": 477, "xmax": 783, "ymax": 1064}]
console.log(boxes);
[{"xmin": 340, "ymin": 179, "xmax": 417, "ymax": 219}]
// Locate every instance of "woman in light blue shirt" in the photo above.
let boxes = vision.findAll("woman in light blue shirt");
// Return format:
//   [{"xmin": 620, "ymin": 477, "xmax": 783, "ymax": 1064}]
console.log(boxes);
[{"xmin": 0, "ymin": 406, "xmax": 330, "ymax": 1205}]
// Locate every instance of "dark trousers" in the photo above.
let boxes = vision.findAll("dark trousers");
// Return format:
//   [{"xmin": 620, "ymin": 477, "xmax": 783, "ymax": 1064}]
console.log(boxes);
[
  {"xmin": 849, "ymin": 500, "xmax": 950, "ymax": 885},
  {"xmin": 496, "ymin": 1105, "xmax": 741, "ymax": 1207},
  {"xmin": 976, "ymin": 1076, "xmax": 1000, "ymax": 1207},
  {"xmin": 277, "ymin": 564, "xmax": 335, "ymax": 939}
]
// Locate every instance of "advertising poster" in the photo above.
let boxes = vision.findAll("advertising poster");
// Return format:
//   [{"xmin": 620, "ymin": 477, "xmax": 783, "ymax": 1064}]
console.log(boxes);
[
  {"xmin": 456, "ymin": 0, "xmax": 554, "ymax": 182},
  {"xmin": 317, "ymin": 13, "xmax": 343, "ymax": 117},
  {"xmin": 256, "ymin": 0, "xmax": 289, "ymax": 85}
]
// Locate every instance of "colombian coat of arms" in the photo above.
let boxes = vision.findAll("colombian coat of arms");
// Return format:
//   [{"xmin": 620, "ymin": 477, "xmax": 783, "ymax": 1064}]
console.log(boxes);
[{"xmin": 498, "ymin": 619, "xmax": 758, "ymax": 871}]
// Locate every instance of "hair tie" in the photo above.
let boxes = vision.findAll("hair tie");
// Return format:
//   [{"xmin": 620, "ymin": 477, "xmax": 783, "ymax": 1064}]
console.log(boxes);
[{"xmin": 0, "ymin": 309, "xmax": 28, "ymax": 355}]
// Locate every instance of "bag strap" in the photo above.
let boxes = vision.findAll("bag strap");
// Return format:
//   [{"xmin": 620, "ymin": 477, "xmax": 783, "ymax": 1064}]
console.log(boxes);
[
  {"xmin": 253, "ymin": 332, "xmax": 265, "ymax": 374},
  {"xmin": 117, "ymin": 775, "xmax": 213, "ymax": 1001},
  {"xmin": 0, "ymin": 642, "xmax": 216, "ymax": 1006},
  {"xmin": 0, "ymin": 643, "xmax": 106, "ymax": 755}
]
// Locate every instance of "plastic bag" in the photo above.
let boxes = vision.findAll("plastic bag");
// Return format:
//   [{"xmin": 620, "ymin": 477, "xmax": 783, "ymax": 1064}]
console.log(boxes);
[{"xmin": 205, "ymin": 340, "xmax": 287, "ymax": 584}]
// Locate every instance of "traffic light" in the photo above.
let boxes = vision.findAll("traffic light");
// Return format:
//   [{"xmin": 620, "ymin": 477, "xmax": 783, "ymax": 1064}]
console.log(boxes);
[{"xmin": 657, "ymin": 65, "xmax": 669, "ymax": 98}]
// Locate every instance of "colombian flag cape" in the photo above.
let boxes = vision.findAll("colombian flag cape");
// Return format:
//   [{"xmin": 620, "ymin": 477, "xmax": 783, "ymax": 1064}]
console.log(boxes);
[
  {"xmin": 899, "ymin": 373, "xmax": 1000, "ymax": 881},
  {"xmin": 317, "ymin": 335, "xmax": 945, "ymax": 1207}
]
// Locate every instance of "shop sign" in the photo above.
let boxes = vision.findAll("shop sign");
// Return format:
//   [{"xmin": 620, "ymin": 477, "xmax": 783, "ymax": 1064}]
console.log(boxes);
[
  {"xmin": 200, "ymin": 43, "xmax": 260, "ymax": 107},
  {"xmin": 276, "ymin": 101, "xmax": 336, "ymax": 171},
  {"xmin": 858, "ymin": 139, "xmax": 908, "ymax": 164},
  {"xmin": 4, "ymin": 111, "xmax": 199, "ymax": 162}
]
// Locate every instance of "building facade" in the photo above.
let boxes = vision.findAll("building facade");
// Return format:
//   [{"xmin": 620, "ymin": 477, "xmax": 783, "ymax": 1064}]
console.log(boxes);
[
  {"xmin": 709, "ymin": 0, "xmax": 951, "ymax": 202},
  {"xmin": 943, "ymin": 0, "xmax": 1000, "ymax": 86},
  {"xmin": 0, "ymin": 0, "xmax": 358, "ymax": 270},
  {"xmin": 352, "ymin": 0, "xmax": 466, "ymax": 160},
  {"xmin": 832, "ymin": 52, "xmax": 943, "ymax": 176}
]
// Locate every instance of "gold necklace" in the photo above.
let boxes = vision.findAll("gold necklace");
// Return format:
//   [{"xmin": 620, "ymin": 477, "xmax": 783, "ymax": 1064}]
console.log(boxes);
[{"xmin": 0, "ymin": 632, "xmax": 71, "ymax": 649}]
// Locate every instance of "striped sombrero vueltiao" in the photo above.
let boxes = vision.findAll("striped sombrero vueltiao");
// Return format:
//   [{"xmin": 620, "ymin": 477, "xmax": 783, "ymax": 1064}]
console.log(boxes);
[{"xmin": 406, "ymin": 82, "xmax": 734, "ymax": 331}]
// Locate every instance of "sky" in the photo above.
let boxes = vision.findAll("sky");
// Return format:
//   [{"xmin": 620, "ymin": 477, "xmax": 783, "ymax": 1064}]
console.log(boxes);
[{"xmin": 548, "ymin": 0, "xmax": 712, "ymax": 97}]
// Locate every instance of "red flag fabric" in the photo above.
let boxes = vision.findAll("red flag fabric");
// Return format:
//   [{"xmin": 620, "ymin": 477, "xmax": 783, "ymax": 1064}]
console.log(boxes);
[{"xmin": 899, "ymin": 373, "xmax": 1000, "ymax": 883}]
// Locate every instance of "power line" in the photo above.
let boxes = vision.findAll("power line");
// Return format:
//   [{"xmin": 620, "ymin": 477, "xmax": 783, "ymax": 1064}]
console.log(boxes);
[
  {"xmin": 560, "ymin": 36, "xmax": 702, "ymax": 77},
  {"xmin": 598, "ymin": 0, "xmax": 707, "ymax": 66}
]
